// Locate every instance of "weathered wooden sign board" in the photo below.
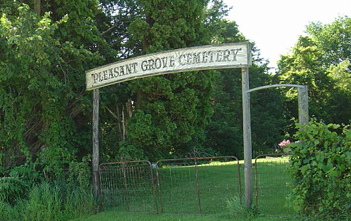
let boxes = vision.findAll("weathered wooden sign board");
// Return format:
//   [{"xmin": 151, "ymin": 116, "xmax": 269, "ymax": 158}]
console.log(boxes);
[{"xmin": 86, "ymin": 42, "xmax": 251, "ymax": 90}]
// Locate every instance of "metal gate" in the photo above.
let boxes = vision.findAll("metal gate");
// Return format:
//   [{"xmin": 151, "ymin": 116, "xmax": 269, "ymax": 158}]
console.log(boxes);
[
  {"xmin": 99, "ymin": 156, "xmax": 241, "ymax": 214},
  {"xmin": 99, "ymin": 160, "xmax": 158, "ymax": 213},
  {"xmin": 254, "ymin": 153, "xmax": 294, "ymax": 216},
  {"xmin": 156, "ymin": 156, "xmax": 241, "ymax": 214}
]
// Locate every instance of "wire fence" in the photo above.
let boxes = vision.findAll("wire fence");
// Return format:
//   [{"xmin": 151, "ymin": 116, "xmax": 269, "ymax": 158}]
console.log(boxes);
[
  {"xmin": 99, "ymin": 160, "xmax": 158, "ymax": 213},
  {"xmin": 99, "ymin": 154, "xmax": 294, "ymax": 216},
  {"xmin": 156, "ymin": 156, "xmax": 241, "ymax": 214},
  {"xmin": 254, "ymin": 153, "xmax": 295, "ymax": 217}
]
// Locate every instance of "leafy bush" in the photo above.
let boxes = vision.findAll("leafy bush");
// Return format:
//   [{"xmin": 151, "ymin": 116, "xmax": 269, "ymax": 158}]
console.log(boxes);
[
  {"xmin": 288, "ymin": 120, "xmax": 351, "ymax": 219},
  {"xmin": 66, "ymin": 155, "xmax": 92, "ymax": 189},
  {"xmin": 0, "ymin": 177, "xmax": 29, "ymax": 205},
  {"xmin": 9, "ymin": 162, "xmax": 44, "ymax": 186}
]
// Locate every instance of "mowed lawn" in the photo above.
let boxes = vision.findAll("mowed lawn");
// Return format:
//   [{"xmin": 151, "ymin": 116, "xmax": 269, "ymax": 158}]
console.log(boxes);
[
  {"xmin": 73, "ymin": 157, "xmax": 295, "ymax": 221},
  {"xmin": 73, "ymin": 210, "xmax": 292, "ymax": 221}
]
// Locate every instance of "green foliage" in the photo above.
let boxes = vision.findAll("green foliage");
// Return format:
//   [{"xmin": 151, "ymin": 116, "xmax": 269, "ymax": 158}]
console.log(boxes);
[
  {"xmin": 9, "ymin": 162, "xmax": 44, "ymax": 185},
  {"xmin": 278, "ymin": 16, "xmax": 351, "ymax": 131},
  {"xmin": 0, "ymin": 177, "xmax": 29, "ymax": 205},
  {"xmin": 0, "ymin": 0, "xmax": 105, "ymax": 184},
  {"xmin": 306, "ymin": 16, "xmax": 351, "ymax": 66},
  {"xmin": 288, "ymin": 120, "xmax": 351, "ymax": 219},
  {"xmin": 0, "ymin": 1, "xmax": 292, "ymax": 207},
  {"xmin": 66, "ymin": 155, "xmax": 92, "ymax": 189},
  {"xmin": 0, "ymin": 182, "xmax": 96, "ymax": 221},
  {"xmin": 96, "ymin": 0, "xmax": 226, "ymax": 161},
  {"xmin": 207, "ymin": 57, "xmax": 286, "ymax": 157},
  {"xmin": 22, "ymin": 183, "xmax": 63, "ymax": 221}
]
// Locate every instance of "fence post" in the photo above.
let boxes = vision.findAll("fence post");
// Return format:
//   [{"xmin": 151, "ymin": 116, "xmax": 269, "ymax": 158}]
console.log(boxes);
[
  {"xmin": 92, "ymin": 89, "xmax": 100, "ymax": 199},
  {"xmin": 194, "ymin": 158, "xmax": 202, "ymax": 213},
  {"xmin": 298, "ymin": 85, "xmax": 309, "ymax": 125},
  {"xmin": 122, "ymin": 162, "xmax": 130, "ymax": 212},
  {"xmin": 242, "ymin": 68, "xmax": 252, "ymax": 207}
]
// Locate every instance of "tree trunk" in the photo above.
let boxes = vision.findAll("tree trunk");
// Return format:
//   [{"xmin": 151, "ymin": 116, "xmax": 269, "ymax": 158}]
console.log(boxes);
[
  {"xmin": 116, "ymin": 105, "xmax": 123, "ymax": 141},
  {"xmin": 135, "ymin": 90, "xmax": 143, "ymax": 110},
  {"xmin": 122, "ymin": 106, "xmax": 126, "ymax": 141},
  {"xmin": 126, "ymin": 99, "xmax": 133, "ymax": 118},
  {"xmin": 124, "ymin": 99, "xmax": 133, "ymax": 137},
  {"xmin": 34, "ymin": 0, "xmax": 41, "ymax": 16}
]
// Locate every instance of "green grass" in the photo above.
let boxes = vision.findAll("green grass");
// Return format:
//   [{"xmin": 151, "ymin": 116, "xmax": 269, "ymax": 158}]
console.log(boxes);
[
  {"xmin": 72, "ymin": 210, "xmax": 293, "ymax": 221},
  {"xmin": 76, "ymin": 157, "xmax": 295, "ymax": 221},
  {"xmin": 0, "ymin": 182, "xmax": 96, "ymax": 221},
  {"xmin": 254, "ymin": 157, "xmax": 294, "ymax": 216}
]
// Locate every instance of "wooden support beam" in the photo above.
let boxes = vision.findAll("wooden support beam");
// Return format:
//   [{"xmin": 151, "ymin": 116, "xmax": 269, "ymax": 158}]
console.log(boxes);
[
  {"xmin": 298, "ymin": 85, "xmax": 309, "ymax": 125},
  {"xmin": 92, "ymin": 89, "xmax": 100, "ymax": 199},
  {"xmin": 242, "ymin": 68, "xmax": 252, "ymax": 207}
]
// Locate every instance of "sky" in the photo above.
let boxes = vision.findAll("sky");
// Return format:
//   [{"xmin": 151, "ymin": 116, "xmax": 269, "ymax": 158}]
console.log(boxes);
[{"xmin": 222, "ymin": 0, "xmax": 351, "ymax": 72}]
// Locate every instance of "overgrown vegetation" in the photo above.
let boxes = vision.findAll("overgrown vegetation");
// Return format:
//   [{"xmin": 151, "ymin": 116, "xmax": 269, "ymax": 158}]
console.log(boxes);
[
  {"xmin": 0, "ymin": 181, "xmax": 96, "ymax": 221},
  {"xmin": 1, "ymin": 0, "xmax": 351, "ymax": 219},
  {"xmin": 288, "ymin": 120, "xmax": 351, "ymax": 220}
]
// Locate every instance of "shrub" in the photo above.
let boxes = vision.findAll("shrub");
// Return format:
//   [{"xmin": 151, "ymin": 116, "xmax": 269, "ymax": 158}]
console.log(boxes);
[
  {"xmin": 0, "ymin": 177, "xmax": 29, "ymax": 205},
  {"xmin": 0, "ymin": 198, "xmax": 22, "ymax": 220},
  {"xmin": 9, "ymin": 162, "xmax": 44, "ymax": 186},
  {"xmin": 288, "ymin": 120, "xmax": 351, "ymax": 219}
]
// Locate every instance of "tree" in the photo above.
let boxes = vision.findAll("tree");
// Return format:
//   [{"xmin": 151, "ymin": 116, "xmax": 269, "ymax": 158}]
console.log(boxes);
[
  {"xmin": 204, "ymin": 19, "xmax": 287, "ymax": 157},
  {"xmin": 110, "ymin": 0, "xmax": 218, "ymax": 160},
  {"xmin": 0, "ymin": 0, "xmax": 109, "ymax": 181},
  {"xmin": 278, "ymin": 16, "xmax": 351, "ymax": 130}
]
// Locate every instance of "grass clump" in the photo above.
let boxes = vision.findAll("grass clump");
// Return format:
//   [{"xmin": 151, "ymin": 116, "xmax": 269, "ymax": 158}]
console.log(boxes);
[
  {"xmin": 225, "ymin": 196, "xmax": 256, "ymax": 219},
  {"xmin": 0, "ymin": 182, "xmax": 96, "ymax": 221}
]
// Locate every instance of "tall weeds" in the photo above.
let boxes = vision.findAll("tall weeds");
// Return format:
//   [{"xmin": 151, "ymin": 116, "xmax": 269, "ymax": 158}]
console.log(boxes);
[{"xmin": 0, "ymin": 182, "xmax": 96, "ymax": 221}]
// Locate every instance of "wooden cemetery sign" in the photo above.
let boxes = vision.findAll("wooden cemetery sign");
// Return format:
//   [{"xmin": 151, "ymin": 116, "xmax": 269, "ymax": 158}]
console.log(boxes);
[
  {"xmin": 86, "ymin": 43, "xmax": 251, "ymax": 90},
  {"xmin": 85, "ymin": 42, "xmax": 308, "ymax": 207}
]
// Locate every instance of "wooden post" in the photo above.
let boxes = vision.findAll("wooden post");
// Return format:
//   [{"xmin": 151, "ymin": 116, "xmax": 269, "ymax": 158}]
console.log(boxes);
[
  {"xmin": 92, "ymin": 89, "xmax": 100, "ymax": 199},
  {"xmin": 298, "ymin": 85, "xmax": 309, "ymax": 125},
  {"xmin": 242, "ymin": 68, "xmax": 252, "ymax": 207}
]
